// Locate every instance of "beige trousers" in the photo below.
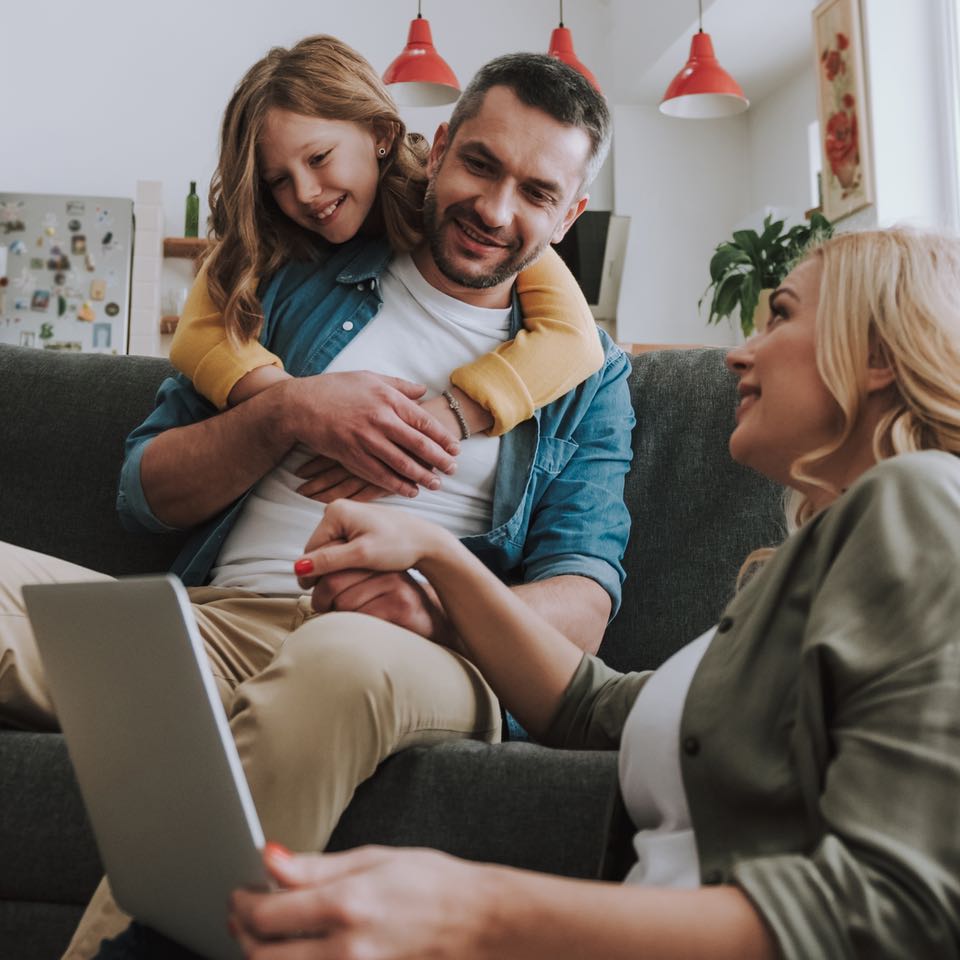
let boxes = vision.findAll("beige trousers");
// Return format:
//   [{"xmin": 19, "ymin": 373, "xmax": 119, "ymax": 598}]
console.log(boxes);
[{"xmin": 0, "ymin": 542, "xmax": 501, "ymax": 958}]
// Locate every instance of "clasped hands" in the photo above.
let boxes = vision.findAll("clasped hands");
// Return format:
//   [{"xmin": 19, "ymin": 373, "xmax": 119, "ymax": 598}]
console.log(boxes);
[{"xmin": 283, "ymin": 371, "xmax": 465, "ymax": 502}]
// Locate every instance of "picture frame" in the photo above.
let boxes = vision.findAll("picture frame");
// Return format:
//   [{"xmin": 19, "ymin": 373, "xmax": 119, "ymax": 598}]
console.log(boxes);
[{"xmin": 812, "ymin": 0, "xmax": 874, "ymax": 220}]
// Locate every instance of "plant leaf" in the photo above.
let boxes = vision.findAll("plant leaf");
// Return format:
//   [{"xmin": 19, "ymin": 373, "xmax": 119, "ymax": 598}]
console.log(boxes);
[
  {"xmin": 708, "ymin": 245, "xmax": 751, "ymax": 282},
  {"xmin": 732, "ymin": 230, "xmax": 763, "ymax": 266}
]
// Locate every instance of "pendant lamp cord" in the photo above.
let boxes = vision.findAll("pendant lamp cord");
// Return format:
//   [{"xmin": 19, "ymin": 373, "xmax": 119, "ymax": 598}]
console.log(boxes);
[
  {"xmin": 559, "ymin": 0, "xmax": 564, "ymax": 27},
  {"xmin": 698, "ymin": 0, "xmax": 703, "ymax": 33},
  {"xmin": 417, "ymin": 0, "xmax": 422, "ymax": 19}
]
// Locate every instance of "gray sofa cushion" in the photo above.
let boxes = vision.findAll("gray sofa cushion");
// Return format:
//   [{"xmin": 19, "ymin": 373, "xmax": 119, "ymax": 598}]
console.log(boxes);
[
  {"xmin": 601, "ymin": 348, "xmax": 784, "ymax": 672},
  {"xmin": 0, "ymin": 345, "xmax": 187, "ymax": 577}
]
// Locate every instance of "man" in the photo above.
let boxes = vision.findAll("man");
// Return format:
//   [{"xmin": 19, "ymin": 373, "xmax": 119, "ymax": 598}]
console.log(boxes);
[{"xmin": 1, "ymin": 53, "xmax": 634, "ymax": 957}]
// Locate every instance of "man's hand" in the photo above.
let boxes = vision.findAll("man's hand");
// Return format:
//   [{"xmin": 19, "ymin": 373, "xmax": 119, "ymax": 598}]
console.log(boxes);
[
  {"xmin": 307, "ymin": 567, "xmax": 455, "ymax": 645},
  {"xmin": 295, "ymin": 455, "xmax": 389, "ymax": 503},
  {"xmin": 281, "ymin": 371, "xmax": 460, "ymax": 499}
]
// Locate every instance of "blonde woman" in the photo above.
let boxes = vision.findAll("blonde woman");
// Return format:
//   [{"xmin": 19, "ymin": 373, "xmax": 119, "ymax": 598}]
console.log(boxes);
[{"xmin": 224, "ymin": 228, "xmax": 960, "ymax": 959}]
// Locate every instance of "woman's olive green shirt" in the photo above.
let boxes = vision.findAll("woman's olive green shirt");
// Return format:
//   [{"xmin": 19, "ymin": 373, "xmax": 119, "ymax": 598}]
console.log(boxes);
[{"xmin": 546, "ymin": 451, "xmax": 960, "ymax": 959}]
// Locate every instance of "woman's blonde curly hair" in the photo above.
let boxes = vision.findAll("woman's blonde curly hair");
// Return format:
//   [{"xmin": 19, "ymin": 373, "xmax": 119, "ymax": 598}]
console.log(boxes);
[
  {"xmin": 741, "ymin": 227, "xmax": 960, "ymax": 579},
  {"xmin": 202, "ymin": 34, "xmax": 429, "ymax": 347}
]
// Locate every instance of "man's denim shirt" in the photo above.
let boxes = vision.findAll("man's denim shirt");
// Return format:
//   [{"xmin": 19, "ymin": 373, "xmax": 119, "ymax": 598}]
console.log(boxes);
[{"xmin": 117, "ymin": 237, "xmax": 635, "ymax": 616}]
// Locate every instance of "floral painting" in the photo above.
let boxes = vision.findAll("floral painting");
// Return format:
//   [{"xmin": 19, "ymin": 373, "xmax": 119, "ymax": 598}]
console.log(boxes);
[{"xmin": 813, "ymin": 0, "xmax": 873, "ymax": 220}]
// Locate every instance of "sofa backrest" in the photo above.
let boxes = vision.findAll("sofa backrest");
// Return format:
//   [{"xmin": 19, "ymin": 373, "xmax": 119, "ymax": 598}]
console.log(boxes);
[
  {"xmin": 597, "ymin": 349, "xmax": 785, "ymax": 673},
  {"xmin": 0, "ymin": 343, "xmax": 785, "ymax": 675},
  {"xmin": 0, "ymin": 344, "xmax": 189, "ymax": 576}
]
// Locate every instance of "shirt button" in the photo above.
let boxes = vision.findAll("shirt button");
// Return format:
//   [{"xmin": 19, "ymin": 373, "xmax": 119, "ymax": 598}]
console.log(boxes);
[
  {"xmin": 717, "ymin": 616, "xmax": 734, "ymax": 633},
  {"xmin": 342, "ymin": 320, "xmax": 354, "ymax": 331},
  {"xmin": 356, "ymin": 282, "xmax": 365, "ymax": 290},
  {"xmin": 683, "ymin": 736, "xmax": 700, "ymax": 756}
]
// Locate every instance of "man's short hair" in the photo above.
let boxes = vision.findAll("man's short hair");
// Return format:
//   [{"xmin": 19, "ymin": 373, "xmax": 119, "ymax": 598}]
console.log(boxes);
[{"xmin": 446, "ymin": 53, "xmax": 611, "ymax": 192}]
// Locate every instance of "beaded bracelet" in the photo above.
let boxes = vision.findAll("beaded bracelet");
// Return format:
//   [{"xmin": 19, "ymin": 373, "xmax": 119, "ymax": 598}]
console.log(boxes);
[{"xmin": 441, "ymin": 389, "xmax": 471, "ymax": 441}]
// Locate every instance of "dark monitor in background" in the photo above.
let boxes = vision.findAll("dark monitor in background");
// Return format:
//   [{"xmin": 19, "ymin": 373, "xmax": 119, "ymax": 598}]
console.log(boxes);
[{"xmin": 554, "ymin": 211, "xmax": 630, "ymax": 330}]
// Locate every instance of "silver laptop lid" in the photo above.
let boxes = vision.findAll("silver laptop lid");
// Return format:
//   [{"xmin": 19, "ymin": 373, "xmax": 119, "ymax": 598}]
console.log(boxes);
[{"xmin": 24, "ymin": 574, "xmax": 269, "ymax": 960}]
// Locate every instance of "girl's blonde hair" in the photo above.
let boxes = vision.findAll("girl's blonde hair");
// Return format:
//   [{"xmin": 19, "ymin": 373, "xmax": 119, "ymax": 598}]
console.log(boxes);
[{"xmin": 204, "ymin": 34, "xmax": 429, "ymax": 345}]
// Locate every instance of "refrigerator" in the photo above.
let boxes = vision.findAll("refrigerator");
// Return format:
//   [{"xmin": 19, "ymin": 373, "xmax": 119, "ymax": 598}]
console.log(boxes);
[{"xmin": 0, "ymin": 192, "xmax": 134, "ymax": 353}]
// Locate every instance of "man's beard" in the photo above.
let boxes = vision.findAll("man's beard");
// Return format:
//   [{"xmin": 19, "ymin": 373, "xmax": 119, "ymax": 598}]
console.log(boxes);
[{"xmin": 422, "ymin": 183, "xmax": 549, "ymax": 289}]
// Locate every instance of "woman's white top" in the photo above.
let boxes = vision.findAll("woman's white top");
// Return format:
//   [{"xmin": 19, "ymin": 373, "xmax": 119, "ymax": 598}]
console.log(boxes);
[
  {"xmin": 210, "ymin": 254, "xmax": 511, "ymax": 595},
  {"xmin": 619, "ymin": 626, "xmax": 715, "ymax": 887}
]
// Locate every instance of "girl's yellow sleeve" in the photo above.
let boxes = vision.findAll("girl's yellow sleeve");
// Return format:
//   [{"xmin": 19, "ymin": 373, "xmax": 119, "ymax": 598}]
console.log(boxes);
[
  {"xmin": 168, "ymin": 261, "xmax": 283, "ymax": 410},
  {"xmin": 449, "ymin": 245, "xmax": 604, "ymax": 436}
]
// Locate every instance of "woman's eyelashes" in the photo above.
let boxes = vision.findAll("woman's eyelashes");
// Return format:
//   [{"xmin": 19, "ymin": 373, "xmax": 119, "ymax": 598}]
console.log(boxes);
[{"xmin": 309, "ymin": 150, "xmax": 331, "ymax": 167}]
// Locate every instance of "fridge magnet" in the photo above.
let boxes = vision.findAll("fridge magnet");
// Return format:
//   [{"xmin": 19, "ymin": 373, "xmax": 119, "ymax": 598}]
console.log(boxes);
[
  {"xmin": 84, "ymin": 251, "xmax": 96, "ymax": 271},
  {"xmin": 39, "ymin": 322, "xmax": 54, "ymax": 340},
  {"xmin": 46, "ymin": 253, "xmax": 70, "ymax": 271},
  {"xmin": 19, "ymin": 331, "xmax": 36, "ymax": 348},
  {"xmin": 9, "ymin": 240, "xmax": 26, "ymax": 255},
  {"xmin": 14, "ymin": 298, "xmax": 29, "ymax": 310},
  {"xmin": 13, "ymin": 267, "xmax": 34, "ymax": 291},
  {"xmin": 66, "ymin": 201, "xmax": 85, "ymax": 216},
  {"xmin": 101, "ymin": 230, "xmax": 113, "ymax": 247},
  {"xmin": 43, "ymin": 212, "xmax": 58, "ymax": 231},
  {"xmin": 89, "ymin": 278, "xmax": 106, "ymax": 300},
  {"xmin": 68, "ymin": 219, "xmax": 82, "ymax": 232},
  {"xmin": 29, "ymin": 258, "xmax": 43, "ymax": 270},
  {"xmin": 54, "ymin": 271, "xmax": 66, "ymax": 286},
  {"xmin": 812, "ymin": 0, "xmax": 873, "ymax": 220},
  {"xmin": 71, "ymin": 235, "xmax": 87, "ymax": 255},
  {"xmin": 104, "ymin": 301, "xmax": 119, "ymax": 317},
  {"xmin": 58, "ymin": 294, "xmax": 67, "ymax": 317},
  {"xmin": 92, "ymin": 322, "xmax": 112, "ymax": 348},
  {"xmin": 77, "ymin": 301, "xmax": 95, "ymax": 322},
  {"xmin": 0, "ymin": 201, "xmax": 26, "ymax": 234},
  {"xmin": 31, "ymin": 290, "xmax": 50, "ymax": 311},
  {"xmin": 44, "ymin": 226, "xmax": 55, "ymax": 237},
  {"xmin": 96, "ymin": 207, "xmax": 112, "ymax": 227}
]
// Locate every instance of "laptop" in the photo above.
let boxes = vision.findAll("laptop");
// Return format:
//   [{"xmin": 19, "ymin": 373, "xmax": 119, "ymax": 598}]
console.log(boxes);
[{"xmin": 23, "ymin": 575, "xmax": 270, "ymax": 960}]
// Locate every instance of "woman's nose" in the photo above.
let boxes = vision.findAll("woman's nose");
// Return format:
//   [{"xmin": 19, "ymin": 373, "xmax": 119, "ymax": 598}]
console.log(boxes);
[{"xmin": 725, "ymin": 342, "xmax": 752, "ymax": 375}]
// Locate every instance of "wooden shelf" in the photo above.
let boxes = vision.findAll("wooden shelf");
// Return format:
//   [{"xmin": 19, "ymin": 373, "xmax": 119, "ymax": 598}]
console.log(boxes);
[{"xmin": 163, "ymin": 237, "xmax": 209, "ymax": 259}]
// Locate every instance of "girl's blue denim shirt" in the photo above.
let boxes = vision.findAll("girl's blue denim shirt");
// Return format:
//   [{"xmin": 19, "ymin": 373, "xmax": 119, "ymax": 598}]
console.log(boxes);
[{"xmin": 117, "ymin": 237, "xmax": 635, "ymax": 617}]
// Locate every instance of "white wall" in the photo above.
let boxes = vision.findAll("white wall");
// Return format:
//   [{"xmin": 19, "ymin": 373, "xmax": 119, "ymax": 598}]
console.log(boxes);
[
  {"xmin": 612, "ymin": 106, "xmax": 750, "ymax": 346},
  {"xmin": 0, "ymin": 0, "xmax": 608, "ymax": 234},
  {"xmin": 745, "ymin": 67, "xmax": 818, "ymax": 223},
  {"xmin": 858, "ymin": 0, "xmax": 955, "ymax": 228}
]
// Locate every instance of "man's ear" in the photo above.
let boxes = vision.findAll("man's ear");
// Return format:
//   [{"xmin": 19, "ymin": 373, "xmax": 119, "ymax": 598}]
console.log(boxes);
[
  {"xmin": 427, "ymin": 123, "xmax": 450, "ymax": 178},
  {"xmin": 551, "ymin": 195, "xmax": 589, "ymax": 244}
]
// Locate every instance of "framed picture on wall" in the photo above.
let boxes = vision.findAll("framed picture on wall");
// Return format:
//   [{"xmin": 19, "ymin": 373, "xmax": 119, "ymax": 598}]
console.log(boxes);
[{"xmin": 812, "ymin": 0, "xmax": 874, "ymax": 220}]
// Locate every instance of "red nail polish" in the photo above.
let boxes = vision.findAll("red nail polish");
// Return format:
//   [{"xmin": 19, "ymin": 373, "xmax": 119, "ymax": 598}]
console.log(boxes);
[
  {"xmin": 294, "ymin": 558, "xmax": 314, "ymax": 575},
  {"xmin": 265, "ymin": 841, "xmax": 293, "ymax": 861}
]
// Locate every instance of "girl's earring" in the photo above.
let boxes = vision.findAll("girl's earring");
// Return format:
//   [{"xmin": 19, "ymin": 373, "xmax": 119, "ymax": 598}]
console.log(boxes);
[{"xmin": 377, "ymin": 146, "xmax": 387, "ymax": 158}]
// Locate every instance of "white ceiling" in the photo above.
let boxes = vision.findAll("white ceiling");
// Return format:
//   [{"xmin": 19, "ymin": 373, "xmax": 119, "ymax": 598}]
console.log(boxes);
[{"xmin": 596, "ymin": 0, "xmax": 819, "ymax": 105}]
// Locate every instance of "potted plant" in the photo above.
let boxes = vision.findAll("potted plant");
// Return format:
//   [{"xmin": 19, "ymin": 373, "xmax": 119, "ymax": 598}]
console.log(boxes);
[{"xmin": 701, "ymin": 212, "xmax": 833, "ymax": 337}]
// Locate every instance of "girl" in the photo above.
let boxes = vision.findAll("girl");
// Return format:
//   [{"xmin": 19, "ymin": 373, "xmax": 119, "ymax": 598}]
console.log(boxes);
[
  {"xmin": 229, "ymin": 228, "xmax": 960, "ymax": 959},
  {"xmin": 169, "ymin": 33, "xmax": 605, "ymax": 501}
]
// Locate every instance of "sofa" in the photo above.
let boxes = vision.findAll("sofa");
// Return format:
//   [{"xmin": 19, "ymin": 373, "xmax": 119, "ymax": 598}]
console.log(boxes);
[{"xmin": 0, "ymin": 341, "xmax": 785, "ymax": 960}]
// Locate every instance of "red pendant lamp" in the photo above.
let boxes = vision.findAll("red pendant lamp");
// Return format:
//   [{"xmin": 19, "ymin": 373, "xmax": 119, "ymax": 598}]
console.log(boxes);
[
  {"xmin": 548, "ymin": 0, "xmax": 601, "ymax": 92},
  {"xmin": 383, "ymin": 2, "xmax": 460, "ymax": 107},
  {"xmin": 660, "ymin": 0, "xmax": 748, "ymax": 119}
]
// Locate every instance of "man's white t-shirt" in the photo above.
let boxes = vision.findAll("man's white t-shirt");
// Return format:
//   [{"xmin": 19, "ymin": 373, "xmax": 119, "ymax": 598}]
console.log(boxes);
[{"xmin": 209, "ymin": 254, "xmax": 512, "ymax": 595}]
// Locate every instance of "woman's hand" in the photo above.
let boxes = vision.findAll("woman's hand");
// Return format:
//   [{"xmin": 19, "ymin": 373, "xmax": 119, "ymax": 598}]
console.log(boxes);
[
  {"xmin": 294, "ymin": 500, "xmax": 456, "ymax": 586},
  {"xmin": 230, "ymin": 843, "xmax": 494, "ymax": 960}
]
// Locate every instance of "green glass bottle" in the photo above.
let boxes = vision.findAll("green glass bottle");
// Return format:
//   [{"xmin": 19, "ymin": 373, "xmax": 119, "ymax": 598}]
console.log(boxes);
[{"xmin": 184, "ymin": 181, "xmax": 199, "ymax": 238}]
